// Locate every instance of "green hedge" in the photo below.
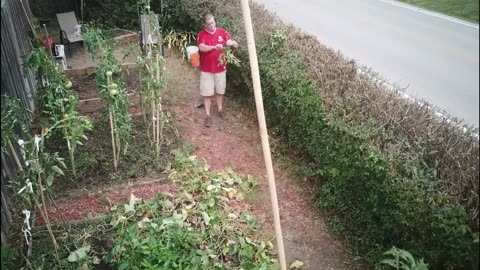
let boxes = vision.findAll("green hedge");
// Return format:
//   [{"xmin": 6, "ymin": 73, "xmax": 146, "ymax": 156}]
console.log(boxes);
[
  {"xmin": 257, "ymin": 39, "xmax": 478, "ymax": 268},
  {"xmin": 176, "ymin": 0, "xmax": 479, "ymax": 268}
]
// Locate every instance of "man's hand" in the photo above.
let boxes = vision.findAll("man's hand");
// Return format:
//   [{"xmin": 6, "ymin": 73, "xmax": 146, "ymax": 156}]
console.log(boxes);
[
  {"xmin": 226, "ymin": 40, "xmax": 238, "ymax": 49},
  {"xmin": 214, "ymin": 44, "xmax": 224, "ymax": 50}
]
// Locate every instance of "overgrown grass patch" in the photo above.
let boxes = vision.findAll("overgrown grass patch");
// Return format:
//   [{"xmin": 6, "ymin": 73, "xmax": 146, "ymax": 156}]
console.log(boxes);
[{"xmin": 399, "ymin": 0, "xmax": 479, "ymax": 23}]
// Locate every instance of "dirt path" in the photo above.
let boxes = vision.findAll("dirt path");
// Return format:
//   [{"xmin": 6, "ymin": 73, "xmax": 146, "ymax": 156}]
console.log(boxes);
[{"xmin": 167, "ymin": 54, "xmax": 353, "ymax": 269}]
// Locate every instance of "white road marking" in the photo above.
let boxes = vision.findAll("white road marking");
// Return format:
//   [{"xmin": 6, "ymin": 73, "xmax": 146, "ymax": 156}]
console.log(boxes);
[{"xmin": 379, "ymin": 0, "xmax": 479, "ymax": 29}]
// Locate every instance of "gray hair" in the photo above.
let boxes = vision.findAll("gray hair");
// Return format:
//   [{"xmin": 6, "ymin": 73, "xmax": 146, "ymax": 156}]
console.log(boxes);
[{"xmin": 202, "ymin": 12, "xmax": 214, "ymax": 22}]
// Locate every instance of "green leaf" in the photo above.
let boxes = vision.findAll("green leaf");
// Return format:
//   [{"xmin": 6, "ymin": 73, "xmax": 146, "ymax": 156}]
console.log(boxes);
[
  {"xmin": 225, "ymin": 178, "xmax": 235, "ymax": 185},
  {"xmin": 124, "ymin": 203, "xmax": 135, "ymax": 214},
  {"xmin": 164, "ymin": 200, "xmax": 174, "ymax": 209},
  {"xmin": 58, "ymin": 159, "xmax": 67, "ymax": 168},
  {"xmin": 201, "ymin": 212, "xmax": 210, "ymax": 225},
  {"xmin": 51, "ymin": 165, "xmax": 64, "ymax": 176},
  {"xmin": 289, "ymin": 260, "xmax": 304, "ymax": 269},
  {"xmin": 46, "ymin": 174, "xmax": 54, "ymax": 187},
  {"xmin": 67, "ymin": 245, "xmax": 91, "ymax": 262},
  {"xmin": 162, "ymin": 218, "xmax": 175, "ymax": 225},
  {"xmin": 380, "ymin": 259, "xmax": 398, "ymax": 267},
  {"xmin": 208, "ymin": 198, "xmax": 215, "ymax": 208}
]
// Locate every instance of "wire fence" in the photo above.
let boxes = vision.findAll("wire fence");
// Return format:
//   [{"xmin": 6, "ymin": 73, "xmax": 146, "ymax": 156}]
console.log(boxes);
[{"xmin": 1, "ymin": 0, "xmax": 36, "ymax": 245}]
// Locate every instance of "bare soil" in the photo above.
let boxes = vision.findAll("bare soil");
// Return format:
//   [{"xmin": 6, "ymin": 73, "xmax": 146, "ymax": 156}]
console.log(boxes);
[{"xmin": 39, "ymin": 43, "xmax": 355, "ymax": 269}]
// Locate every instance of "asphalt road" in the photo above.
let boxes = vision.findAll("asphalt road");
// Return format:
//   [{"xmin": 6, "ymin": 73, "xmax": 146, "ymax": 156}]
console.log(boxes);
[{"xmin": 256, "ymin": 0, "xmax": 479, "ymax": 127}]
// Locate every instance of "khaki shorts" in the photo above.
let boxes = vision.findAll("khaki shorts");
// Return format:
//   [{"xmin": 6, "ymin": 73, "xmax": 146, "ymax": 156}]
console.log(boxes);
[{"xmin": 200, "ymin": 71, "xmax": 226, "ymax": 96}]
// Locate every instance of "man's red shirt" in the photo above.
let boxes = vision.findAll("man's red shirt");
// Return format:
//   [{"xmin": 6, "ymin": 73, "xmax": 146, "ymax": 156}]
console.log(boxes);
[{"xmin": 197, "ymin": 28, "xmax": 233, "ymax": 73}]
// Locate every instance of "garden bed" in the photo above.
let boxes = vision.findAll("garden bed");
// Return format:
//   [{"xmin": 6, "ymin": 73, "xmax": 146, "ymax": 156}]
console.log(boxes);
[{"xmin": 6, "ymin": 40, "xmax": 351, "ymax": 269}]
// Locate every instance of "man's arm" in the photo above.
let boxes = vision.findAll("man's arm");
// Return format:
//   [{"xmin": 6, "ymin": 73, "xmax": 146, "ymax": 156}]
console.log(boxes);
[{"xmin": 199, "ymin": 43, "xmax": 224, "ymax": 52}]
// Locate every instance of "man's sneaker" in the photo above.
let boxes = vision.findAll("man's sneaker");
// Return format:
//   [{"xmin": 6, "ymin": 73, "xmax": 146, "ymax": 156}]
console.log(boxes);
[
  {"xmin": 217, "ymin": 110, "xmax": 225, "ymax": 118},
  {"xmin": 204, "ymin": 116, "xmax": 212, "ymax": 127}
]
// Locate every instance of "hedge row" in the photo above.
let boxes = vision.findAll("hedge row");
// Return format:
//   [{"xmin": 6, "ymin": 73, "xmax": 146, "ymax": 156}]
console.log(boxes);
[{"xmin": 177, "ymin": 0, "xmax": 478, "ymax": 268}]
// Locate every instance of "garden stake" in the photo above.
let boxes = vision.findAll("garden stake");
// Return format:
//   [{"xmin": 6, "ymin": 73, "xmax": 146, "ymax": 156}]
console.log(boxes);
[
  {"xmin": 240, "ymin": 0, "xmax": 286, "ymax": 269},
  {"xmin": 156, "ymin": 53, "xmax": 161, "ymax": 157},
  {"xmin": 43, "ymin": 24, "xmax": 53, "ymax": 56},
  {"xmin": 8, "ymin": 139, "xmax": 23, "ymax": 171},
  {"xmin": 68, "ymin": 139, "xmax": 76, "ymax": 177},
  {"xmin": 107, "ymin": 73, "xmax": 118, "ymax": 170},
  {"xmin": 139, "ymin": 70, "xmax": 147, "ymax": 124},
  {"xmin": 32, "ymin": 196, "xmax": 61, "ymax": 269},
  {"xmin": 151, "ymin": 82, "xmax": 157, "ymax": 144},
  {"xmin": 113, "ymin": 102, "xmax": 121, "ymax": 164},
  {"xmin": 34, "ymin": 147, "xmax": 62, "ymax": 269},
  {"xmin": 109, "ymin": 108, "xmax": 117, "ymax": 171},
  {"xmin": 19, "ymin": 0, "xmax": 37, "ymax": 38},
  {"xmin": 156, "ymin": 103, "xmax": 160, "ymax": 158}
]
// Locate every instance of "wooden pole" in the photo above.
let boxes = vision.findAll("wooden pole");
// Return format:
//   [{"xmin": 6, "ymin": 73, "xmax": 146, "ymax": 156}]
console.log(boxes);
[
  {"xmin": 19, "ymin": 0, "xmax": 38, "ymax": 39},
  {"xmin": 107, "ymin": 74, "xmax": 117, "ymax": 171},
  {"xmin": 8, "ymin": 140, "xmax": 23, "ymax": 171},
  {"xmin": 35, "ymin": 149, "xmax": 62, "ymax": 269},
  {"xmin": 239, "ymin": 1, "xmax": 286, "ymax": 269},
  {"xmin": 139, "ymin": 70, "xmax": 147, "ymax": 124},
  {"xmin": 156, "ymin": 54, "xmax": 161, "ymax": 157},
  {"xmin": 109, "ymin": 109, "xmax": 117, "ymax": 171}
]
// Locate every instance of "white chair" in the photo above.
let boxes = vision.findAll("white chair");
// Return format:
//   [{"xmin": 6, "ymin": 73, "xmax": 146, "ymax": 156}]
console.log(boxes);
[{"xmin": 56, "ymin": 11, "xmax": 83, "ymax": 56}]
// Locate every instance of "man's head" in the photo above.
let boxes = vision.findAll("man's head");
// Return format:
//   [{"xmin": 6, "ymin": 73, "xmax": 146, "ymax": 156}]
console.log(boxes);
[{"xmin": 203, "ymin": 13, "xmax": 216, "ymax": 33}]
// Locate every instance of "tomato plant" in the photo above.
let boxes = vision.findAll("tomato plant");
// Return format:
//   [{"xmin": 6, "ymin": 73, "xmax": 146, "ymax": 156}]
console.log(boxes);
[{"xmin": 84, "ymin": 25, "xmax": 133, "ymax": 171}]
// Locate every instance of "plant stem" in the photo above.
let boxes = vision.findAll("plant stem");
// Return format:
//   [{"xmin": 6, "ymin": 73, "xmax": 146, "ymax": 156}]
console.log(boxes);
[{"xmin": 8, "ymin": 139, "xmax": 23, "ymax": 171}]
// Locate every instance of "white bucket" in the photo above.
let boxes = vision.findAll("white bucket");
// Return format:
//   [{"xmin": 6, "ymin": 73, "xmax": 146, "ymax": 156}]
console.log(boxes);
[
  {"xmin": 55, "ymin": 45, "xmax": 65, "ymax": 59},
  {"xmin": 54, "ymin": 45, "xmax": 67, "ymax": 70},
  {"xmin": 186, "ymin": 46, "xmax": 199, "ymax": 62}
]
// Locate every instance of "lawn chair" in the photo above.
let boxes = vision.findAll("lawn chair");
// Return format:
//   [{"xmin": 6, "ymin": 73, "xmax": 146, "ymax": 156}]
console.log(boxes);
[{"xmin": 56, "ymin": 11, "xmax": 83, "ymax": 56}]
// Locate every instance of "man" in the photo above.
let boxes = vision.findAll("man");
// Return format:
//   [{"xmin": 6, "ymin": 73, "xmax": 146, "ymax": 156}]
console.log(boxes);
[{"xmin": 197, "ymin": 13, "xmax": 238, "ymax": 127}]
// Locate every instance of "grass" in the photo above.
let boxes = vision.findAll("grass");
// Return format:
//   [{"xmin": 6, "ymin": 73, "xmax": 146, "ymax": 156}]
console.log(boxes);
[{"xmin": 398, "ymin": 0, "xmax": 479, "ymax": 23}]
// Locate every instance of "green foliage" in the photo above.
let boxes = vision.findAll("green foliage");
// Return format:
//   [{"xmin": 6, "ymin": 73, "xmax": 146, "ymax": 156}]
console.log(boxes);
[
  {"xmin": 1, "ymin": 94, "xmax": 30, "ymax": 154},
  {"xmin": 106, "ymin": 151, "xmax": 278, "ymax": 269},
  {"xmin": 83, "ymin": 0, "xmax": 140, "ymax": 29},
  {"xmin": 1, "ymin": 244, "xmax": 18, "ymax": 270},
  {"xmin": 24, "ymin": 44, "xmax": 91, "ymax": 177},
  {"xmin": 381, "ymin": 247, "xmax": 429, "ymax": 270},
  {"xmin": 268, "ymin": 30, "xmax": 287, "ymax": 50},
  {"xmin": 81, "ymin": 0, "xmax": 200, "ymax": 31}
]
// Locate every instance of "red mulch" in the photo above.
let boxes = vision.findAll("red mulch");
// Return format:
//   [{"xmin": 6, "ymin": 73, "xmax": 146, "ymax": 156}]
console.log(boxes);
[{"xmin": 36, "ymin": 183, "xmax": 177, "ymax": 225}]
